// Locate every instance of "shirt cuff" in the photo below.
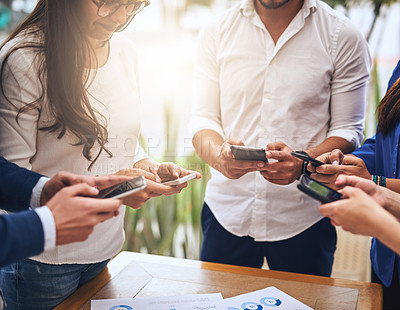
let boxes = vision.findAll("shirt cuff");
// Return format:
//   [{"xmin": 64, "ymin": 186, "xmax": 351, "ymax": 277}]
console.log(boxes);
[
  {"xmin": 34, "ymin": 206, "xmax": 56, "ymax": 251},
  {"xmin": 30, "ymin": 177, "xmax": 50, "ymax": 209}
]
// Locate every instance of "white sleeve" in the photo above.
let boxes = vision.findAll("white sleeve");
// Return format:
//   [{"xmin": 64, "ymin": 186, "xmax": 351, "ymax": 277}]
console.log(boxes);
[
  {"xmin": 133, "ymin": 143, "xmax": 150, "ymax": 165},
  {"xmin": 188, "ymin": 21, "xmax": 225, "ymax": 139},
  {"xmin": 328, "ymin": 21, "xmax": 372, "ymax": 148},
  {"xmin": 30, "ymin": 176, "xmax": 50, "ymax": 209},
  {"xmin": 34, "ymin": 206, "xmax": 56, "ymax": 251},
  {"xmin": 0, "ymin": 46, "xmax": 42, "ymax": 168}
]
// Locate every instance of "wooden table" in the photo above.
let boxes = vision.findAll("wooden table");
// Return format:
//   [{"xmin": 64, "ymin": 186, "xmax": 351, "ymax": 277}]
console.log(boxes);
[{"xmin": 54, "ymin": 251, "xmax": 382, "ymax": 310}]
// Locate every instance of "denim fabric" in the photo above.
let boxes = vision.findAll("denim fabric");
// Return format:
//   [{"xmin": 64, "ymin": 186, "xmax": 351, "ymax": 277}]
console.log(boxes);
[
  {"xmin": 0, "ymin": 258, "xmax": 109, "ymax": 310},
  {"xmin": 200, "ymin": 202, "xmax": 337, "ymax": 277}
]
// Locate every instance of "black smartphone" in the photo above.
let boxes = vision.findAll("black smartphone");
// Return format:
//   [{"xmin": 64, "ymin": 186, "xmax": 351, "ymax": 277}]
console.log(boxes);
[
  {"xmin": 230, "ymin": 145, "xmax": 268, "ymax": 162},
  {"xmin": 297, "ymin": 174, "xmax": 342, "ymax": 203},
  {"xmin": 291, "ymin": 151, "xmax": 324, "ymax": 166},
  {"xmin": 97, "ymin": 176, "xmax": 147, "ymax": 199}
]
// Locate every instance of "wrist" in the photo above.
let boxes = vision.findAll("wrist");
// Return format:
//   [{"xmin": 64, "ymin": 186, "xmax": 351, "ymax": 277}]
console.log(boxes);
[{"xmin": 371, "ymin": 174, "xmax": 387, "ymax": 187}]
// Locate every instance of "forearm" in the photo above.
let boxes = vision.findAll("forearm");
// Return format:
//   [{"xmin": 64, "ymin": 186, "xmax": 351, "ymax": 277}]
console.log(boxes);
[
  {"xmin": 373, "ymin": 211, "xmax": 400, "ymax": 256},
  {"xmin": 382, "ymin": 179, "xmax": 400, "ymax": 195},
  {"xmin": 305, "ymin": 136, "xmax": 355, "ymax": 159},
  {"xmin": 382, "ymin": 187, "xmax": 400, "ymax": 221},
  {"xmin": 192, "ymin": 129, "xmax": 224, "ymax": 168}
]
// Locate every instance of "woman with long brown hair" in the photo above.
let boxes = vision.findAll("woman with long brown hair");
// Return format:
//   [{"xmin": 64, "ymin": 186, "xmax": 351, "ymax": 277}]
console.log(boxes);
[
  {"xmin": 0, "ymin": 1, "xmax": 199, "ymax": 309},
  {"xmin": 309, "ymin": 60, "xmax": 400, "ymax": 309}
]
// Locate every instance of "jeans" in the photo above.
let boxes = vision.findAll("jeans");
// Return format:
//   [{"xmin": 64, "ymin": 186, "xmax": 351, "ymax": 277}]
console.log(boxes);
[
  {"xmin": 0, "ymin": 258, "xmax": 109, "ymax": 310},
  {"xmin": 200, "ymin": 202, "xmax": 337, "ymax": 277}
]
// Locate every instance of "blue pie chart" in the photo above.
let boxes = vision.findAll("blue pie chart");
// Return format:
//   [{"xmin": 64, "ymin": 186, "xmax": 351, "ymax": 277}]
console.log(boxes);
[
  {"xmin": 109, "ymin": 306, "xmax": 133, "ymax": 310},
  {"xmin": 260, "ymin": 297, "xmax": 282, "ymax": 307}
]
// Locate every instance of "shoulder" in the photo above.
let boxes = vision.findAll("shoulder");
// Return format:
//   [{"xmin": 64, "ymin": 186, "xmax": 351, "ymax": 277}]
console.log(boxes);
[
  {"xmin": 0, "ymin": 30, "xmax": 43, "ymax": 74},
  {"xmin": 313, "ymin": 1, "xmax": 365, "ymax": 41},
  {"xmin": 110, "ymin": 33, "xmax": 138, "ymax": 55},
  {"xmin": 312, "ymin": 0, "xmax": 369, "ymax": 63},
  {"xmin": 199, "ymin": 3, "xmax": 242, "ymax": 38}
]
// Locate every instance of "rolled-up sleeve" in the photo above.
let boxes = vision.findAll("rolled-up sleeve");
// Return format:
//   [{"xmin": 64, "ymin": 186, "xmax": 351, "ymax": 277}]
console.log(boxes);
[
  {"xmin": 327, "ymin": 20, "xmax": 372, "ymax": 148},
  {"xmin": 188, "ymin": 22, "xmax": 225, "ymax": 139}
]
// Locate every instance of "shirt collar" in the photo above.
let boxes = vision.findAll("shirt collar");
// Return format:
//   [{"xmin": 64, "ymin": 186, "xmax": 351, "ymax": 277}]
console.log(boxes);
[{"xmin": 240, "ymin": 0, "xmax": 317, "ymax": 18}]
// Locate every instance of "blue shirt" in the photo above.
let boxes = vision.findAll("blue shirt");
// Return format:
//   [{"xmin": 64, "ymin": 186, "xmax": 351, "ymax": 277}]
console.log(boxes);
[{"xmin": 352, "ymin": 59, "xmax": 400, "ymax": 287}]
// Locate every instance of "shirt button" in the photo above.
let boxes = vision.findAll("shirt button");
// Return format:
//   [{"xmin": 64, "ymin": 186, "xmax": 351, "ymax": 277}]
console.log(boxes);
[{"xmin": 256, "ymin": 194, "xmax": 262, "ymax": 199}]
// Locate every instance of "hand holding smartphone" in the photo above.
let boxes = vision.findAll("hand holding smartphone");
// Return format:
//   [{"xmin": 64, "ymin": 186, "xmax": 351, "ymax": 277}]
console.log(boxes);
[
  {"xmin": 291, "ymin": 151, "xmax": 324, "ymax": 166},
  {"xmin": 97, "ymin": 176, "xmax": 147, "ymax": 199},
  {"xmin": 161, "ymin": 173, "xmax": 197, "ymax": 186},
  {"xmin": 297, "ymin": 174, "xmax": 342, "ymax": 203},
  {"xmin": 230, "ymin": 145, "xmax": 268, "ymax": 162}
]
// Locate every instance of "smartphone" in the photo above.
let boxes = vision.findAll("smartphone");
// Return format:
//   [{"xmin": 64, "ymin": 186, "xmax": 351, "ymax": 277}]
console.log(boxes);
[
  {"xmin": 230, "ymin": 145, "xmax": 268, "ymax": 162},
  {"xmin": 97, "ymin": 176, "xmax": 147, "ymax": 199},
  {"xmin": 297, "ymin": 174, "xmax": 342, "ymax": 203},
  {"xmin": 291, "ymin": 151, "xmax": 324, "ymax": 166},
  {"xmin": 161, "ymin": 173, "xmax": 197, "ymax": 186}
]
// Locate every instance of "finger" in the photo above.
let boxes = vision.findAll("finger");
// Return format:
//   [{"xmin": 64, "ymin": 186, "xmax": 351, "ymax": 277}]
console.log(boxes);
[
  {"xmin": 96, "ymin": 212, "xmax": 116, "ymax": 223},
  {"xmin": 334, "ymin": 174, "xmax": 354, "ymax": 187},
  {"xmin": 91, "ymin": 175, "xmax": 132, "ymax": 189},
  {"xmin": 307, "ymin": 163, "xmax": 316, "ymax": 173},
  {"xmin": 342, "ymin": 155, "xmax": 364, "ymax": 166},
  {"xmin": 143, "ymin": 180, "xmax": 176, "ymax": 195},
  {"xmin": 63, "ymin": 183, "xmax": 99, "ymax": 197},
  {"xmin": 149, "ymin": 166, "xmax": 162, "ymax": 182},
  {"xmin": 226, "ymin": 138, "xmax": 245, "ymax": 146},
  {"xmin": 89, "ymin": 198, "xmax": 123, "ymax": 212},
  {"xmin": 309, "ymin": 172, "xmax": 336, "ymax": 184},
  {"xmin": 329, "ymin": 149, "xmax": 344, "ymax": 165},
  {"xmin": 337, "ymin": 185, "xmax": 364, "ymax": 199},
  {"xmin": 335, "ymin": 174, "xmax": 376, "ymax": 191},
  {"xmin": 265, "ymin": 150, "xmax": 292, "ymax": 161},
  {"xmin": 265, "ymin": 141, "xmax": 287, "ymax": 151},
  {"xmin": 170, "ymin": 165, "xmax": 180, "ymax": 179},
  {"xmin": 319, "ymin": 202, "xmax": 335, "ymax": 217},
  {"xmin": 52, "ymin": 171, "xmax": 81, "ymax": 186},
  {"xmin": 186, "ymin": 170, "xmax": 202, "ymax": 179},
  {"xmin": 229, "ymin": 158, "xmax": 266, "ymax": 170},
  {"xmin": 314, "ymin": 164, "xmax": 344, "ymax": 175}
]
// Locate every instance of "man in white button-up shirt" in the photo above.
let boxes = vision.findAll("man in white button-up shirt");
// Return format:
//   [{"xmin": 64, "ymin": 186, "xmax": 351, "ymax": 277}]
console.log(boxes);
[{"xmin": 189, "ymin": 0, "xmax": 371, "ymax": 276}]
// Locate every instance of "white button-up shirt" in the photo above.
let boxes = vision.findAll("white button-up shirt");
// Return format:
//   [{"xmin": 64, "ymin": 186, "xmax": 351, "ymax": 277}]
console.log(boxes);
[{"xmin": 189, "ymin": 0, "xmax": 371, "ymax": 241}]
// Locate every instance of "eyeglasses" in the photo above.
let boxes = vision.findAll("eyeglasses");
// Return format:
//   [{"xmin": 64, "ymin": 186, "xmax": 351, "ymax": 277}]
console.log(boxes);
[{"xmin": 91, "ymin": 0, "xmax": 150, "ymax": 18}]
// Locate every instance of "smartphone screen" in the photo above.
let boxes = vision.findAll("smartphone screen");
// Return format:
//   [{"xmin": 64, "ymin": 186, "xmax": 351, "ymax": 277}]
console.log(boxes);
[
  {"xmin": 230, "ymin": 145, "xmax": 268, "ymax": 162},
  {"xmin": 97, "ymin": 176, "xmax": 147, "ymax": 199},
  {"xmin": 161, "ymin": 173, "xmax": 197, "ymax": 186},
  {"xmin": 297, "ymin": 174, "xmax": 342, "ymax": 203}
]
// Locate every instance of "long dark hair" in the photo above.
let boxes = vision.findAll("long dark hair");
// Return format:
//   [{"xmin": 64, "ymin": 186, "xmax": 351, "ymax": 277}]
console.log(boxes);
[
  {"xmin": 378, "ymin": 78, "xmax": 400, "ymax": 136},
  {"xmin": 1, "ymin": 0, "xmax": 134, "ymax": 169}
]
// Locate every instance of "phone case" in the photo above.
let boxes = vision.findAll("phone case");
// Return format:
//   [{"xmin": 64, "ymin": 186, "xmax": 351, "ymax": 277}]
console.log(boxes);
[
  {"xmin": 297, "ymin": 183, "xmax": 333, "ymax": 203},
  {"xmin": 291, "ymin": 151, "xmax": 324, "ymax": 166},
  {"xmin": 297, "ymin": 175, "xmax": 342, "ymax": 203},
  {"xmin": 98, "ymin": 176, "xmax": 146, "ymax": 199},
  {"xmin": 231, "ymin": 146, "xmax": 267, "ymax": 162}
]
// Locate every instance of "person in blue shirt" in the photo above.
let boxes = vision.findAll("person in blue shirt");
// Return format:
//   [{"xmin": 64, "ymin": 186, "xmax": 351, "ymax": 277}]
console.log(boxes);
[
  {"xmin": 309, "ymin": 60, "xmax": 400, "ymax": 309},
  {"xmin": 0, "ymin": 156, "xmax": 129, "ymax": 268}
]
